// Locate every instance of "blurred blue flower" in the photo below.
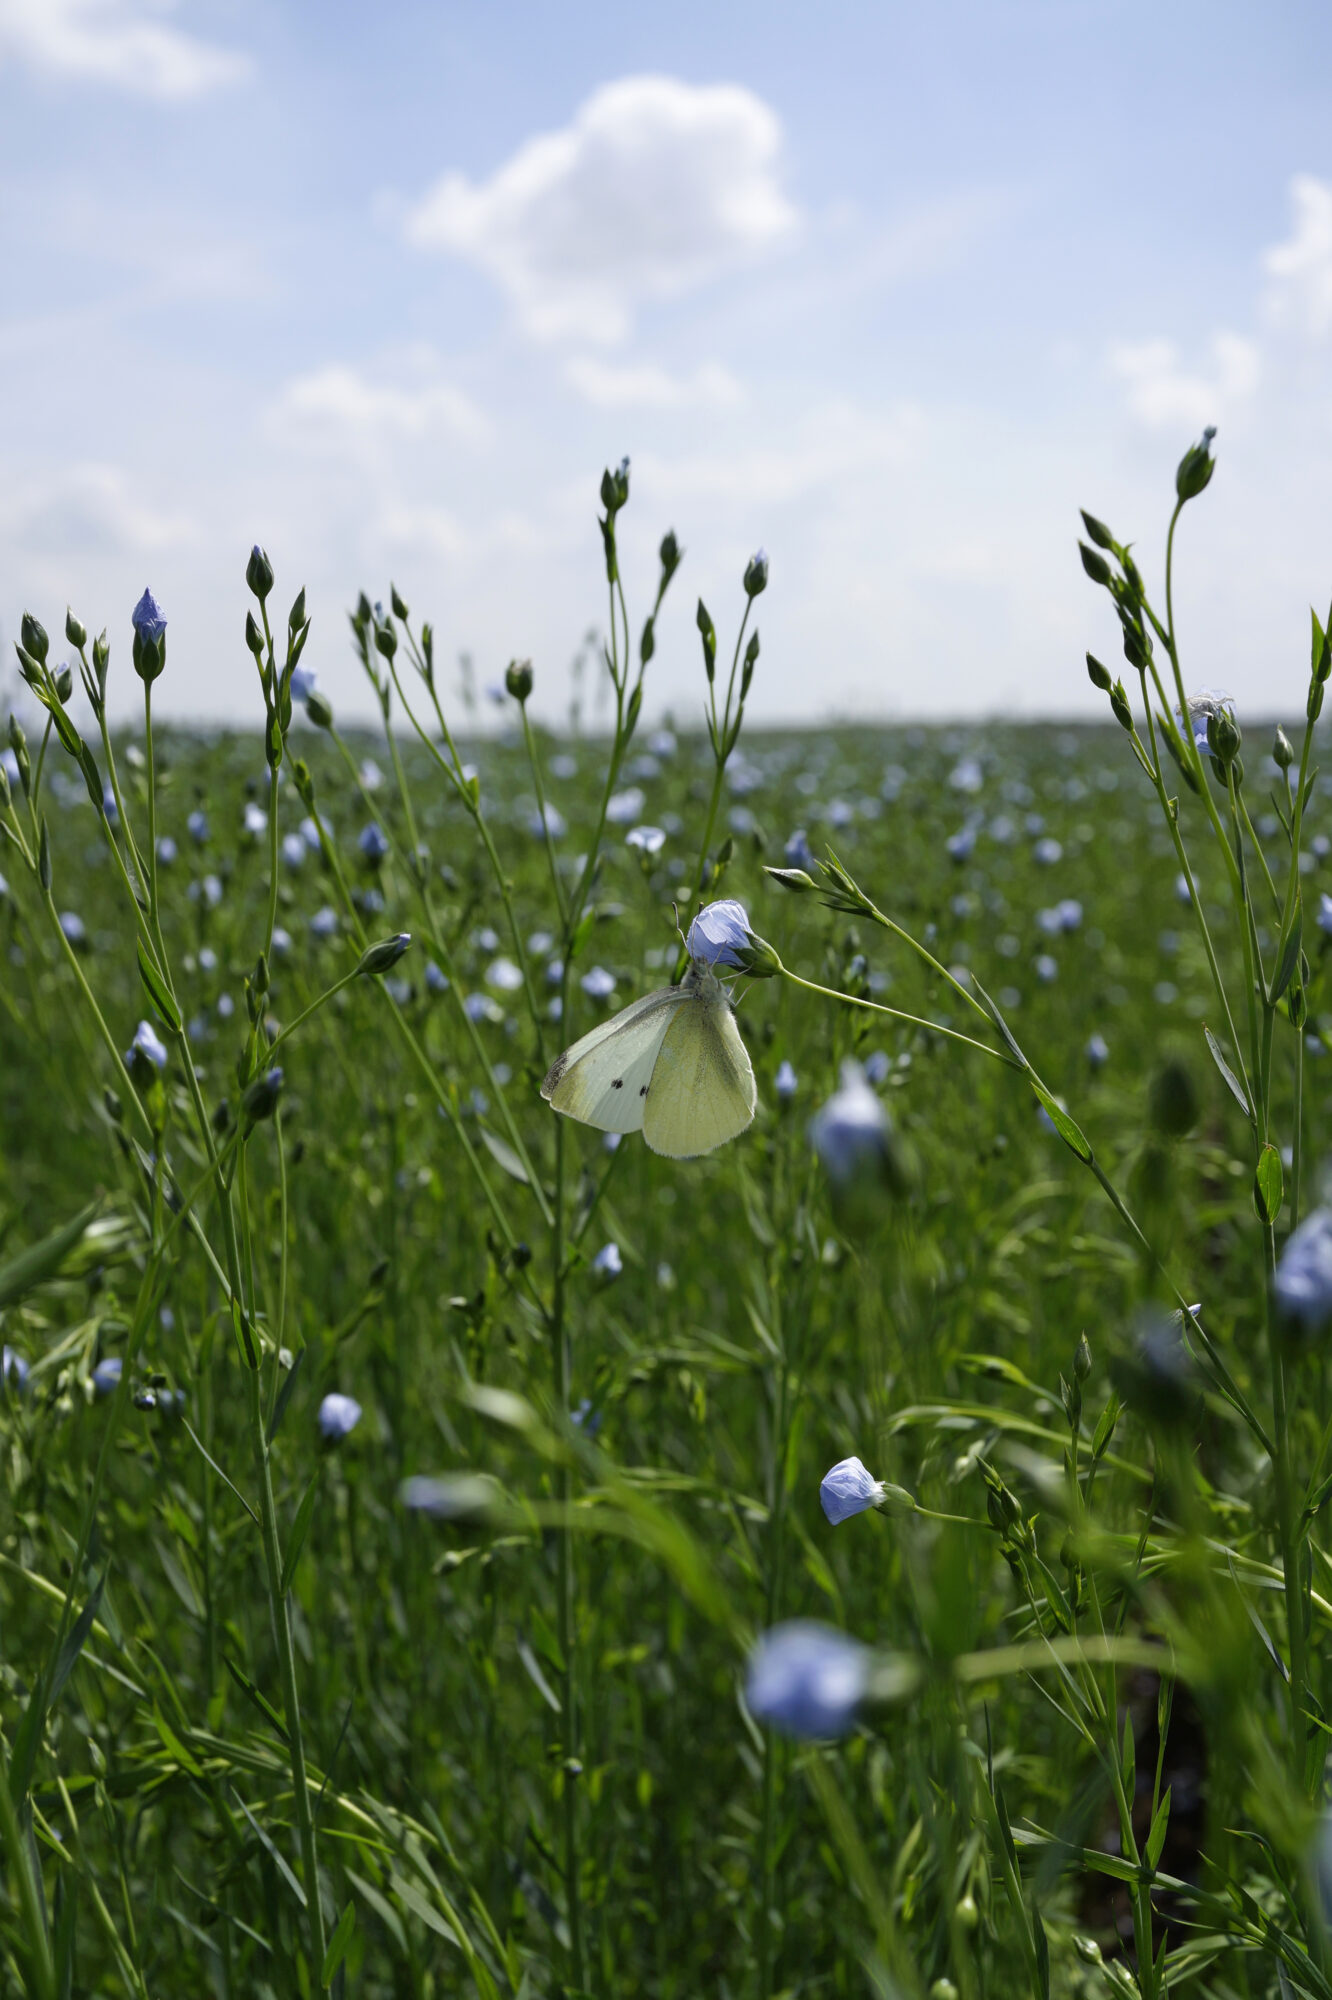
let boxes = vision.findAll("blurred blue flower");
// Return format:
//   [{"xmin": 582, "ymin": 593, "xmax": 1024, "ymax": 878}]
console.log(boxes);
[
  {"xmin": 785, "ymin": 827, "xmax": 814, "ymax": 869},
  {"xmin": 187, "ymin": 808, "xmax": 208, "ymax": 843},
  {"xmin": 775, "ymin": 1059, "xmax": 798, "ymax": 1101},
  {"xmin": 627, "ymin": 824, "xmax": 666, "ymax": 856},
  {"xmin": 572, "ymin": 1398, "xmax": 603, "ymax": 1436},
  {"xmin": 486, "ymin": 957, "xmax": 524, "ymax": 992},
  {"xmin": 129, "ymin": 1018, "xmax": 168, "ymax": 1069},
  {"xmin": 1182, "ymin": 687, "xmax": 1234, "ymax": 752},
  {"xmin": 311, "ymin": 906, "xmax": 339, "ymax": 939},
  {"xmin": 746, "ymin": 1621, "xmax": 870, "ymax": 1739},
  {"xmin": 156, "ymin": 835, "xmax": 176, "ymax": 865},
  {"xmin": 425, "ymin": 960, "xmax": 450, "ymax": 994},
  {"xmin": 1033, "ymin": 837, "xmax": 1063, "ymax": 865},
  {"xmin": 102, "ymin": 782, "xmax": 119, "ymax": 825},
  {"xmin": 319, "ymin": 1392, "xmax": 362, "ymax": 1441},
  {"xmin": 131, "ymin": 588, "xmax": 166, "ymax": 645},
  {"xmin": 243, "ymin": 802, "xmax": 267, "ymax": 837},
  {"xmin": 359, "ymin": 822, "xmax": 390, "ymax": 863},
  {"xmin": 290, "ymin": 665, "xmax": 317, "ymax": 703},
  {"xmin": 687, "ymin": 899, "xmax": 750, "ymax": 970},
  {"xmin": 529, "ymin": 804, "xmax": 567, "ymax": 840},
  {"xmin": 1319, "ymin": 892, "xmax": 1332, "ymax": 938},
  {"xmin": 199, "ymin": 946, "xmax": 218, "ymax": 972},
  {"xmin": 92, "ymin": 1356, "xmax": 123, "ymax": 1397},
  {"xmin": 300, "ymin": 815, "xmax": 321, "ymax": 851},
  {"xmin": 464, "ymin": 993, "xmax": 503, "ymax": 1023},
  {"xmin": 1274, "ymin": 1209, "xmax": 1332, "ymax": 1331},
  {"xmin": 862, "ymin": 1050, "xmax": 891, "ymax": 1085},
  {"xmin": 1035, "ymin": 954, "xmax": 1058, "ymax": 984},
  {"xmin": 808, "ymin": 1062, "xmax": 890, "ymax": 1183},
  {"xmin": 946, "ymin": 826, "xmax": 976, "ymax": 863},
  {"xmin": 282, "ymin": 832, "xmax": 306, "ymax": 868},
  {"xmin": 593, "ymin": 1242, "xmax": 623, "ymax": 1278},
  {"xmin": 647, "ymin": 729, "xmax": 677, "ymax": 758},
  {"xmin": 581, "ymin": 966, "xmax": 616, "ymax": 1000},
  {"xmin": 949, "ymin": 756, "xmax": 983, "ymax": 794},
  {"xmin": 217, "ymin": 993, "xmax": 234, "ymax": 1019},
  {"xmin": 1086, "ymin": 1032, "xmax": 1110, "ymax": 1067},
  {"xmin": 3, "ymin": 1345, "xmax": 28, "ymax": 1390},
  {"xmin": 1, "ymin": 748, "xmax": 19, "ymax": 789},
  {"xmin": 820, "ymin": 1456, "xmax": 885, "ymax": 1526},
  {"xmin": 605, "ymin": 787, "xmax": 645, "ymax": 825},
  {"xmin": 271, "ymin": 925, "xmax": 292, "ymax": 956},
  {"xmin": 359, "ymin": 759, "xmax": 383, "ymax": 790}
]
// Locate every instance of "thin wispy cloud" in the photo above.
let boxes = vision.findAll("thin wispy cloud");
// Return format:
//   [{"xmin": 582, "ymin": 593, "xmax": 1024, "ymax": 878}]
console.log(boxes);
[
  {"xmin": 1263, "ymin": 173, "xmax": 1332, "ymax": 338},
  {"xmin": 565, "ymin": 356, "xmax": 744, "ymax": 410},
  {"xmin": 0, "ymin": 0, "xmax": 248, "ymax": 99},
  {"xmin": 404, "ymin": 75, "xmax": 799, "ymax": 344}
]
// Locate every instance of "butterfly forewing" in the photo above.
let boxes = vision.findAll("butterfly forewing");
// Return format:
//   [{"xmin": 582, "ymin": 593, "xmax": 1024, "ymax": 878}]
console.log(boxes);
[
  {"xmin": 541, "ymin": 986, "xmax": 689, "ymax": 1134},
  {"xmin": 642, "ymin": 985, "xmax": 756, "ymax": 1158}
]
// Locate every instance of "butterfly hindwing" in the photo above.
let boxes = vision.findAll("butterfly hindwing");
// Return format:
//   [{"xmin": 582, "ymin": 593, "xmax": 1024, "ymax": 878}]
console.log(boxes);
[
  {"xmin": 642, "ymin": 984, "xmax": 756, "ymax": 1158},
  {"xmin": 541, "ymin": 987, "xmax": 688, "ymax": 1134}
]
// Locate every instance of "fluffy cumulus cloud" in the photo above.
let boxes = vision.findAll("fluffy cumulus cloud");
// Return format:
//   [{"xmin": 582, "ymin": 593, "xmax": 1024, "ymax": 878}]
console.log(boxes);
[
  {"xmin": 1108, "ymin": 331, "xmax": 1260, "ymax": 430},
  {"xmin": 405, "ymin": 74, "xmax": 799, "ymax": 343},
  {"xmin": 0, "ymin": 0, "xmax": 248, "ymax": 99},
  {"xmin": 272, "ymin": 356, "xmax": 490, "ymax": 448},
  {"xmin": 1263, "ymin": 173, "xmax": 1332, "ymax": 338},
  {"xmin": 564, "ymin": 355, "xmax": 744, "ymax": 410}
]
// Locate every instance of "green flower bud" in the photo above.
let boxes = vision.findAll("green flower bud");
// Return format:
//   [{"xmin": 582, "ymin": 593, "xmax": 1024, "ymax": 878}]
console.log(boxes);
[
  {"xmin": 1079, "ymin": 509, "xmax": 1115, "ymax": 551},
  {"xmin": 1074, "ymin": 1332, "xmax": 1092, "ymax": 1381},
  {"xmin": 241, "ymin": 1067, "xmax": 284, "ymax": 1126},
  {"xmin": 1109, "ymin": 680, "xmax": 1134, "ymax": 731},
  {"xmin": 743, "ymin": 547, "xmax": 769, "ymax": 597},
  {"xmin": 505, "ymin": 658, "xmax": 533, "ymax": 701},
  {"xmin": 20, "ymin": 612, "xmax": 48, "ymax": 665},
  {"xmin": 357, "ymin": 933, "xmax": 412, "ymax": 977},
  {"xmin": 1273, "ymin": 726, "xmax": 1294, "ymax": 771},
  {"xmin": 245, "ymin": 609, "xmax": 264, "ymax": 658},
  {"xmin": 1078, "ymin": 541, "xmax": 1113, "ymax": 587},
  {"xmin": 1086, "ymin": 652, "xmax": 1113, "ymax": 692},
  {"xmin": 390, "ymin": 583, "xmax": 409, "ymax": 621},
  {"xmin": 374, "ymin": 620, "xmax": 397, "ymax": 661},
  {"xmin": 696, "ymin": 599, "xmax": 716, "ymax": 683},
  {"xmin": 1207, "ymin": 704, "xmax": 1241, "ymax": 765},
  {"xmin": 600, "ymin": 456, "xmax": 630, "ymax": 513},
  {"xmin": 1176, "ymin": 426, "xmax": 1216, "ymax": 502},
  {"xmin": 54, "ymin": 663, "xmax": 73, "ymax": 703},
  {"xmin": 733, "ymin": 930, "xmax": 781, "ymax": 978},
  {"xmin": 65, "ymin": 608, "xmax": 87, "ymax": 651},
  {"xmin": 659, "ymin": 529, "xmax": 681, "ymax": 583},
  {"xmin": 246, "ymin": 544, "xmax": 274, "ymax": 601},
  {"xmin": 288, "ymin": 586, "xmax": 306, "ymax": 633},
  {"xmin": 764, "ymin": 864, "xmax": 816, "ymax": 893},
  {"xmin": 305, "ymin": 689, "xmax": 333, "ymax": 729}
]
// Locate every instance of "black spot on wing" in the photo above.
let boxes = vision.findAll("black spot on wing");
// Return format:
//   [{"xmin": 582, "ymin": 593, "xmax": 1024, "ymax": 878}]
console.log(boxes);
[
  {"xmin": 611, "ymin": 1078, "xmax": 623, "ymax": 1089},
  {"xmin": 640, "ymin": 1086, "xmax": 648, "ymax": 1097}
]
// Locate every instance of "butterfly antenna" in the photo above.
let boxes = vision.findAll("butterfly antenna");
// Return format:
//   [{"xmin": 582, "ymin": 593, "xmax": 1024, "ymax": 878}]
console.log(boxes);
[{"xmin": 670, "ymin": 901, "xmax": 689, "ymax": 957}]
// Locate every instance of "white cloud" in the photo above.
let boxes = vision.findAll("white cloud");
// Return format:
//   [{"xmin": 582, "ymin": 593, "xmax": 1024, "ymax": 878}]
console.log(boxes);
[
  {"xmin": 404, "ymin": 74, "xmax": 799, "ymax": 343},
  {"xmin": 565, "ymin": 356, "xmax": 743, "ymax": 409},
  {"xmin": 273, "ymin": 360, "xmax": 490, "ymax": 446},
  {"xmin": 1108, "ymin": 331, "xmax": 1259, "ymax": 430},
  {"xmin": 1263, "ymin": 173, "xmax": 1332, "ymax": 337},
  {"xmin": 1, "ymin": 461, "xmax": 193, "ymax": 556},
  {"xmin": 0, "ymin": 0, "xmax": 248, "ymax": 99}
]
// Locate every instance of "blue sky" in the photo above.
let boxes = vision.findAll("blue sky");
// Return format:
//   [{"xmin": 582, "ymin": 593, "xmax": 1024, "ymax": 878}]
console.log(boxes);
[{"xmin": 3, "ymin": 0, "xmax": 1332, "ymax": 729}]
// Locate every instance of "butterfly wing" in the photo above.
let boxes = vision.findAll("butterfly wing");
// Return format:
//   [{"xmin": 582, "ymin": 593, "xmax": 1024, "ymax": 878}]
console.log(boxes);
[
  {"xmin": 642, "ymin": 984, "xmax": 757, "ymax": 1158},
  {"xmin": 542, "ymin": 987, "xmax": 688, "ymax": 1134}
]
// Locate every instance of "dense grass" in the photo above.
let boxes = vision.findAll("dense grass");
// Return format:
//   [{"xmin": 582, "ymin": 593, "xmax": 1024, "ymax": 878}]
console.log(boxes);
[{"xmin": 1, "ymin": 455, "xmax": 1329, "ymax": 1997}]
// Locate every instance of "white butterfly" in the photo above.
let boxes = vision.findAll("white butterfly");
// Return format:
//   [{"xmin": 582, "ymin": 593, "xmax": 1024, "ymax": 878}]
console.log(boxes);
[{"xmin": 541, "ymin": 955, "xmax": 757, "ymax": 1159}]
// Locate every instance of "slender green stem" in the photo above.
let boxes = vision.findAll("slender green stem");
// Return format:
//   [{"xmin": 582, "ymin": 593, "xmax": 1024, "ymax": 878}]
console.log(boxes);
[
  {"xmin": 550, "ymin": 1114, "xmax": 586, "ymax": 1990},
  {"xmin": 776, "ymin": 963, "xmax": 1021, "ymax": 1068},
  {"xmin": 0, "ymin": 1736, "xmax": 55, "ymax": 2000}
]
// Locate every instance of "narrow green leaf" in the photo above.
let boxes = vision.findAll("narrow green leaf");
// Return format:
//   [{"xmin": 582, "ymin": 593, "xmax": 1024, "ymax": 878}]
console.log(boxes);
[
  {"xmin": 136, "ymin": 937, "xmax": 182, "ymax": 1034},
  {"xmin": 322, "ymin": 1900, "xmax": 356, "ymax": 1987},
  {"xmin": 1271, "ymin": 899, "xmax": 1303, "ymax": 1004},
  {"xmin": 1254, "ymin": 1143, "xmax": 1284, "ymax": 1225},
  {"xmin": 50, "ymin": 1573, "xmax": 105, "ymax": 1709},
  {"xmin": 279, "ymin": 1472, "xmax": 319, "ymax": 1597},
  {"xmin": 224, "ymin": 1656, "xmax": 289, "ymax": 1745},
  {"xmin": 1033, "ymin": 1903, "xmax": 1050, "ymax": 2000},
  {"xmin": 1146, "ymin": 1787, "xmax": 1172, "ymax": 1872},
  {"xmin": 1031, "ymin": 1082, "xmax": 1093, "ymax": 1163},
  {"xmin": 516, "ymin": 1634, "xmax": 561, "ymax": 1713},
  {"xmin": 0, "ymin": 1200, "xmax": 100, "ymax": 1311},
  {"xmin": 266, "ymin": 1346, "xmax": 305, "ymax": 1444},
  {"xmin": 232, "ymin": 1788, "xmax": 306, "ymax": 1908},
  {"xmin": 478, "ymin": 1125, "xmax": 529, "ymax": 1186},
  {"xmin": 1203, "ymin": 1027, "xmax": 1251, "ymax": 1120}
]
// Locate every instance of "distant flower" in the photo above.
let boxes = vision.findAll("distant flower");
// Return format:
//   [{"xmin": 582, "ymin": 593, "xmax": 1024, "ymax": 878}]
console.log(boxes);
[
  {"xmin": 775, "ymin": 1059, "xmax": 798, "ymax": 1101},
  {"xmin": 359, "ymin": 823, "xmax": 390, "ymax": 863},
  {"xmin": 281, "ymin": 832, "xmax": 306, "ymax": 868},
  {"xmin": 809, "ymin": 1062, "xmax": 890, "ymax": 1183},
  {"xmin": 425, "ymin": 960, "xmax": 449, "ymax": 994},
  {"xmin": 862, "ymin": 1050, "xmax": 891, "ymax": 1085},
  {"xmin": 1182, "ymin": 687, "xmax": 1234, "ymax": 752},
  {"xmin": 1320, "ymin": 892, "xmax": 1332, "ymax": 938},
  {"xmin": 1033, "ymin": 837, "xmax": 1063, "ymax": 865},
  {"xmin": 318, "ymin": 1392, "xmax": 362, "ymax": 1441},
  {"xmin": 825, "ymin": 799, "xmax": 854, "ymax": 829},
  {"xmin": 359, "ymin": 759, "xmax": 383, "ymax": 791},
  {"xmin": 300, "ymin": 815, "xmax": 321, "ymax": 851},
  {"xmin": 581, "ymin": 966, "xmax": 616, "ymax": 1000},
  {"xmin": 243, "ymin": 801, "xmax": 267, "ymax": 836},
  {"xmin": 603, "ymin": 1131, "xmax": 621, "ymax": 1151},
  {"xmin": 58, "ymin": 911, "xmax": 87, "ymax": 947},
  {"xmin": 129, "ymin": 1018, "xmax": 168, "ymax": 1069},
  {"xmin": 156, "ymin": 835, "xmax": 176, "ymax": 865},
  {"xmin": 1274, "ymin": 1209, "xmax": 1332, "ymax": 1331},
  {"xmin": 464, "ymin": 992, "xmax": 503, "ymax": 1024},
  {"xmin": 593, "ymin": 1242, "xmax": 623, "ymax": 1278},
  {"xmin": 486, "ymin": 956, "xmax": 524, "ymax": 992},
  {"xmin": 785, "ymin": 828, "xmax": 814, "ymax": 869},
  {"xmin": 102, "ymin": 782, "xmax": 119, "ymax": 825},
  {"xmin": 626, "ymin": 824, "xmax": 666, "ymax": 856},
  {"xmin": 746, "ymin": 1621, "xmax": 870, "ymax": 1739},
  {"xmin": 2, "ymin": 1346, "xmax": 28, "ymax": 1389},
  {"xmin": 1175, "ymin": 872, "xmax": 1192, "ymax": 904},
  {"xmin": 647, "ymin": 729, "xmax": 677, "ymax": 758},
  {"xmin": 289, "ymin": 665, "xmax": 317, "ymax": 703},
  {"xmin": 1086, "ymin": 1032, "xmax": 1110, "ymax": 1067},
  {"xmin": 1035, "ymin": 953, "xmax": 1058, "ymax": 984},
  {"xmin": 949, "ymin": 756, "xmax": 984, "ymax": 794},
  {"xmin": 92, "ymin": 1356, "xmax": 123, "ymax": 1397},
  {"xmin": 1, "ymin": 748, "xmax": 20, "ymax": 789},
  {"xmin": 546, "ymin": 959, "xmax": 564, "ymax": 986},
  {"xmin": 131, "ymin": 588, "xmax": 166, "ymax": 646},
  {"xmin": 529, "ymin": 804, "xmax": 567, "ymax": 840},
  {"xmin": 946, "ymin": 827, "xmax": 976, "ymax": 863},
  {"xmin": 311, "ymin": 906, "xmax": 339, "ymax": 939},
  {"xmin": 820, "ymin": 1456, "xmax": 886, "ymax": 1526},
  {"xmin": 686, "ymin": 899, "xmax": 751, "ymax": 971},
  {"xmin": 196, "ymin": 945, "xmax": 215, "ymax": 970},
  {"xmin": 187, "ymin": 808, "xmax": 208, "ymax": 843},
  {"xmin": 399, "ymin": 1473, "xmax": 498, "ymax": 1519},
  {"xmin": 217, "ymin": 992, "xmax": 234, "ymax": 1019},
  {"xmin": 606, "ymin": 787, "xmax": 646, "ymax": 825},
  {"xmin": 572, "ymin": 1398, "xmax": 603, "ymax": 1436}
]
